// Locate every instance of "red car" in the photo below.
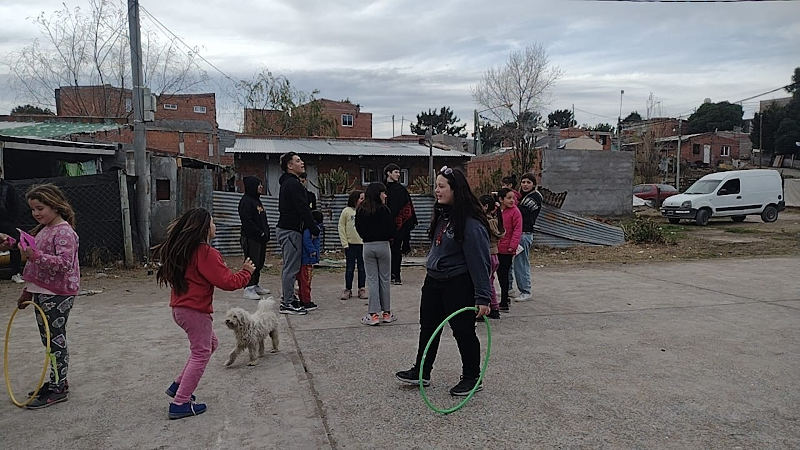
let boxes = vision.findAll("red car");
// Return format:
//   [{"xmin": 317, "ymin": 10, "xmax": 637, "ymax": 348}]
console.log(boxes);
[{"xmin": 633, "ymin": 184, "xmax": 679, "ymax": 204}]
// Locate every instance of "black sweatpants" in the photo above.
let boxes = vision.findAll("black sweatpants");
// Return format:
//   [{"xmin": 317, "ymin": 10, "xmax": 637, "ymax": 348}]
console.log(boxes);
[
  {"xmin": 33, "ymin": 293, "xmax": 74, "ymax": 387},
  {"xmin": 497, "ymin": 254, "xmax": 514, "ymax": 307},
  {"xmin": 241, "ymin": 236, "xmax": 266, "ymax": 287},
  {"xmin": 390, "ymin": 238, "xmax": 403, "ymax": 282},
  {"xmin": 413, "ymin": 273, "xmax": 481, "ymax": 380}
]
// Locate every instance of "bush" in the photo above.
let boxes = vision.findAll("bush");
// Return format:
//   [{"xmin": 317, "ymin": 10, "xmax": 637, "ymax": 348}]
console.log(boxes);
[{"xmin": 621, "ymin": 216, "xmax": 671, "ymax": 244}]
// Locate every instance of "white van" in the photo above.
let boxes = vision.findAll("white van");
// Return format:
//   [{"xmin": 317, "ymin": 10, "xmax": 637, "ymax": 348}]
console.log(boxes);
[{"xmin": 660, "ymin": 169, "xmax": 785, "ymax": 225}]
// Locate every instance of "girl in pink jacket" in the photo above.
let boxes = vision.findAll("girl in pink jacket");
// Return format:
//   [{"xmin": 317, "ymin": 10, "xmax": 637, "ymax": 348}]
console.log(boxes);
[{"xmin": 497, "ymin": 188, "xmax": 522, "ymax": 312}]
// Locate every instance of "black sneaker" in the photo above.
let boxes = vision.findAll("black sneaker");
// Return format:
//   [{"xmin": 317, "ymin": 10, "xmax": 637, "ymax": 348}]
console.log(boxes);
[
  {"xmin": 280, "ymin": 301, "xmax": 308, "ymax": 315},
  {"xmin": 27, "ymin": 380, "xmax": 69, "ymax": 398},
  {"xmin": 449, "ymin": 376, "xmax": 483, "ymax": 396},
  {"xmin": 391, "ymin": 279, "xmax": 402, "ymax": 285},
  {"xmin": 26, "ymin": 385, "xmax": 69, "ymax": 409},
  {"xmin": 303, "ymin": 301, "xmax": 318, "ymax": 311},
  {"xmin": 487, "ymin": 310, "xmax": 501, "ymax": 319},
  {"xmin": 395, "ymin": 367, "xmax": 430, "ymax": 386},
  {"xmin": 499, "ymin": 304, "xmax": 510, "ymax": 312}
]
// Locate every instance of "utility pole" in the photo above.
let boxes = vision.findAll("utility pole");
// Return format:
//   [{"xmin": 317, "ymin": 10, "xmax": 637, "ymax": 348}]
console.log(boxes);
[
  {"xmin": 758, "ymin": 112, "xmax": 763, "ymax": 168},
  {"xmin": 474, "ymin": 109, "xmax": 482, "ymax": 155},
  {"xmin": 676, "ymin": 117, "xmax": 682, "ymax": 190},
  {"xmin": 392, "ymin": 115, "xmax": 395, "ymax": 137},
  {"xmin": 426, "ymin": 128, "xmax": 434, "ymax": 193},
  {"xmin": 128, "ymin": 0, "xmax": 150, "ymax": 260}
]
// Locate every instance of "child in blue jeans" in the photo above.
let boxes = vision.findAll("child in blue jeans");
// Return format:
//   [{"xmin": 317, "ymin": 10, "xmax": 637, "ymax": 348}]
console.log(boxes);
[{"xmin": 296, "ymin": 210, "xmax": 323, "ymax": 310}]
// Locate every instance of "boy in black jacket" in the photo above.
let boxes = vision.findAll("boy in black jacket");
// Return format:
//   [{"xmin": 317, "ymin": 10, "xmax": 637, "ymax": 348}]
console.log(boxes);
[
  {"xmin": 238, "ymin": 176, "xmax": 271, "ymax": 299},
  {"xmin": 276, "ymin": 152, "xmax": 320, "ymax": 315}
]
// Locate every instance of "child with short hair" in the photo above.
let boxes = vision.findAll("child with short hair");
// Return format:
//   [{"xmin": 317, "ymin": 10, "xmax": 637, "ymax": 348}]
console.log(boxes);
[
  {"xmin": 296, "ymin": 210, "xmax": 323, "ymax": 311},
  {"xmin": 153, "ymin": 208, "xmax": 254, "ymax": 420},
  {"xmin": 16, "ymin": 184, "xmax": 79, "ymax": 409}
]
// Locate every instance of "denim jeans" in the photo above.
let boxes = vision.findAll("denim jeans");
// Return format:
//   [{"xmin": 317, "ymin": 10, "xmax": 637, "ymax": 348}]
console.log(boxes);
[
  {"xmin": 344, "ymin": 244, "xmax": 366, "ymax": 290},
  {"xmin": 513, "ymin": 232, "xmax": 534, "ymax": 295}
]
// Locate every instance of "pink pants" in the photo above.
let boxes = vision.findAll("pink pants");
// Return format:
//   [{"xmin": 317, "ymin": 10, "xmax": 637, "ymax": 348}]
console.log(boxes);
[
  {"xmin": 172, "ymin": 307, "xmax": 218, "ymax": 404},
  {"xmin": 489, "ymin": 254, "xmax": 500, "ymax": 310}
]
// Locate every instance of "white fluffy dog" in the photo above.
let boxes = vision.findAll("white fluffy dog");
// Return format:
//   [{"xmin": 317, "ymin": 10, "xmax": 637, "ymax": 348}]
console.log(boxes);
[{"xmin": 223, "ymin": 297, "xmax": 279, "ymax": 367}]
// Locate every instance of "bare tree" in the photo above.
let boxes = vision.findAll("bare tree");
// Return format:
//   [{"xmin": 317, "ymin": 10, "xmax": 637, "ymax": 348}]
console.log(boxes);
[
  {"xmin": 472, "ymin": 43, "xmax": 562, "ymax": 175},
  {"xmin": 237, "ymin": 69, "xmax": 337, "ymax": 137},
  {"xmin": 8, "ymin": 0, "xmax": 206, "ymax": 116}
]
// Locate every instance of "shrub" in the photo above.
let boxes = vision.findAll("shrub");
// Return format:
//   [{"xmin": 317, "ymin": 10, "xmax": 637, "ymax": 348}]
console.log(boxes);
[{"xmin": 621, "ymin": 216, "xmax": 670, "ymax": 244}]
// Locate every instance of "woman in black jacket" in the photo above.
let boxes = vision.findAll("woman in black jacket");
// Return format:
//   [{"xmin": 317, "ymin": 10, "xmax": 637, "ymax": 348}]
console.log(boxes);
[
  {"xmin": 238, "ymin": 176, "xmax": 270, "ymax": 299},
  {"xmin": 355, "ymin": 182, "xmax": 396, "ymax": 326}
]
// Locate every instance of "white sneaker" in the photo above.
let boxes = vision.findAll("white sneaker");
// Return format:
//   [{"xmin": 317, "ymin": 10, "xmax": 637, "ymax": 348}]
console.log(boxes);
[
  {"xmin": 515, "ymin": 293, "xmax": 532, "ymax": 302},
  {"xmin": 11, "ymin": 273, "xmax": 24, "ymax": 284},
  {"xmin": 243, "ymin": 286, "xmax": 261, "ymax": 300},
  {"xmin": 509, "ymin": 289, "xmax": 519, "ymax": 299},
  {"xmin": 254, "ymin": 286, "xmax": 270, "ymax": 295}
]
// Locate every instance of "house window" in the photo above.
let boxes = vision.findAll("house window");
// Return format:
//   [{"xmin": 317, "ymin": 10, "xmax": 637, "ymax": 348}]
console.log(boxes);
[
  {"xmin": 721, "ymin": 145, "xmax": 730, "ymax": 157},
  {"xmin": 361, "ymin": 167, "xmax": 379, "ymax": 185},
  {"xmin": 156, "ymin": 179, "xmax": 170, "ymax": 201},
  {"xmin": 342, "ymin": 114, "xmax": 354, "ymax": 127},
  {"xmin": 125, "ymin": 98, "xmax": 132, "ymax": 113},
  {"xmin": 692, "ymin": 144, "xmax": 701, "ymax": 155},
  {"xmin": 398, "ymin": 169, "xmax": 409, "ymax": 186},
  {"xmin": 193, "ymin": 105, "xmax": 207, "ymax": 114},
  {"xmin": 163, "ymin": 103, "xmax": 178, "ymax": 110}
]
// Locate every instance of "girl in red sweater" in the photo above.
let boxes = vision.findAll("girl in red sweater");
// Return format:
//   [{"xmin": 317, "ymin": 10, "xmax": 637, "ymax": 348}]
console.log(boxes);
[
  {"xmin": 153, "ymin": 208, "xmax": 254, "ymax": 420},
  {"xmin": 497, "ymin": 188, "xmax": 522, "ymax": 312}
]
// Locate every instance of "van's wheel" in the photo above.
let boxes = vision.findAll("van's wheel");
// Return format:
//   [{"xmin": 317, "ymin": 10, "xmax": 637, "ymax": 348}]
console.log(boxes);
[
  {"xmin": 695, "ymin": 209, "xmax": 710, "ymax": 226},
  {"xmin": 761, "ymin": 205, "xmax": 778, "ymax": 223},
  {"xmin": 668, "ymin": 218, "xmax": 680, "ymax": 224},
  {"xmin": 731, "ymin": 215, "xmax": 746, "ymax": 222}
]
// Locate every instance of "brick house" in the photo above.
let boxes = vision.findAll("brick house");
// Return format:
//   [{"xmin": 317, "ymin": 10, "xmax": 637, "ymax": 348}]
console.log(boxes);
[
  {"xmin": 243, "ymin": 99, "xmax": 372, "ymax": 138},
  {"xmin": 226, "ymin": 136, "xmax": 471, "ymax": 197},
  {"xmin": 656, "ymin": 132, "xmax": 746, "ymax": 167}
]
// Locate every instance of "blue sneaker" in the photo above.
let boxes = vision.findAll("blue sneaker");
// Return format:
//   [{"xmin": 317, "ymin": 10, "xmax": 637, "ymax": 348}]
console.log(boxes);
[
  {"xmin": 165, "ymin": 382, "xmax": 196, "ymax": 402},
  {"xmin": 168, "ymin": 401, "xmax": 207, "ymax": 420}
]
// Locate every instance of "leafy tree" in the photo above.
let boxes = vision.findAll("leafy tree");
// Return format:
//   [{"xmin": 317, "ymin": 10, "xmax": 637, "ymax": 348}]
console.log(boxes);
[
  {"xmin": 622, "ymin": 111, "xmax": 642, "ymax": 123},
  {"xmin": 473, "ymin": 43, "xmax": 562, "ymax": 174},
  {"xmin": 751, "ymin": 105, "xmax": 785, "ymax": 152},
  {"xmin": 686, "ymin": 101, "xmax": 743, "ymax": 133},
  {"xmin": 788, "ymin": 67, "xmax": 800, "ymax": 99},
  {"xmin": 547, "ymin": 109, "xmax": 576, "ymax": 128},
  {"xmin": 237, "ymin": 69, "xmax": 337, "ymax": 137},
  {"xmin": 774, "ymin": 118, "xmax": 800, "ymax": 156},
  {"xmin": 590, "ymin": 123, "xmax": 614, "ymax": 133},
  {"xmin": 11, "ymin": 104, "xmax": 54, "ymax": 115},
  {"xmin": 410, "ymin": 106, "xmax": 466, "ymax": 137}
]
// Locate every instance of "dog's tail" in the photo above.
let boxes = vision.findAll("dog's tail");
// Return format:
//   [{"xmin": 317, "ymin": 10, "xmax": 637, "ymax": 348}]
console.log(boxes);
[{"xmin": 257, "ymin": 296, "xmax": 276, "ymax": 315}]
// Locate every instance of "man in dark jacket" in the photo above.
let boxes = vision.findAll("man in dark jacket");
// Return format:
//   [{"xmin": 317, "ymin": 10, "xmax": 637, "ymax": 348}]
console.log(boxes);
[
  {"xmin": 298, "ymin": 172, "xmax": 317, "ymax": 211},
  {"xmin": 276, "ymin": 152, "xmax": 319, "ymax": 315},
  {"xmin": 238, "ymin": 176, "xmax": 271, "ymax": 300},
  {"xmin": 384, "ymin": 163, "xmax": 416, "ymax": 285},
  {"xmin": 0, "ymin": 166, "xmax": 23, "ymax": 283}
]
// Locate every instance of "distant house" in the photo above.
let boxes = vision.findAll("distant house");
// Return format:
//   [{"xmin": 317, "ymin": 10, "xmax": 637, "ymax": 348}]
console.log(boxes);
[
  {"xmin": 655, "ymin": 131, "xmax": 751, "ymax": 167},
  {"xmin": 243, "ymin": 99, "xmax": 372, "ymax": 138},
  {"xmin": 226, "ymin": 136, "xmax": 472, "ymax": 196}
]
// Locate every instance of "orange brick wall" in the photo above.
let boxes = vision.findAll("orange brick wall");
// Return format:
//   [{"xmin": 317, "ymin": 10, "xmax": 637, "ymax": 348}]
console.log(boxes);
[
  {"xmin": 243, "ymin": 100, "xmax": 372, "ymax": 138},
  {"xmin": 465, "ymin": 149, "xmax": 543, "ymax": 189},
  {"xmin": 156, "ymin": 93, "xmax": 217, "ymax": 125},
  {"xmin": 679, "ymin": 134, "xmax": 740, "ymax": 166},
  {"xmin": 56, "ymin": 85, "xmax": 131, "ymax": 117}
]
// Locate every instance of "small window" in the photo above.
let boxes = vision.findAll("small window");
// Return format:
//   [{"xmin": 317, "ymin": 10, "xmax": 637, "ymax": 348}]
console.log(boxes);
[
  {"xmin": 360, "ymin": 167, "xmax": 379, "ymax": 185},
  {"xmin": 718, "ymin": 178, "xmax": 740, "ymax": 195},
  {"xmin": 692, "ymin": 144, "xmax": 701, "ymax": 155},
  {"xmin": 156, "ymin": 179, "xmax": 170, "ymax": 201},
  {"xmin": 193, "ymin": 105, "xmax": 207, "ymax": 114},
  {"xmin": 125, "ymin": 98, "xmax": 132, "ymax": 113},
  {"xmin": 399, "ymin": 169, "xmax": 409, "ymax": 186},
  {"xmin": 342, "ymin": 114, "xmax": 354, "ymax": 127},
  {"xmin": 163, "ymin": 103, "xmax": 178, "ymax": 110},
  {"xmin": 721, "ymin": 145, "xmax": 730, "ymax": 157}
]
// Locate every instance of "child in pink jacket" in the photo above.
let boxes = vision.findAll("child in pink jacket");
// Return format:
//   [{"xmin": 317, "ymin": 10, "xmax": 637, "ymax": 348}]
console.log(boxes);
[{"xmin": 497, "ymin": 188, "xmax": 522, "ymax": 312}]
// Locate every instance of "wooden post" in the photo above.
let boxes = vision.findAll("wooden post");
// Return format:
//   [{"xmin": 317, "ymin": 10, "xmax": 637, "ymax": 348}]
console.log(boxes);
[{"xmin": 118, "ymin": 170, "xmax": 135, "ymax": 267}]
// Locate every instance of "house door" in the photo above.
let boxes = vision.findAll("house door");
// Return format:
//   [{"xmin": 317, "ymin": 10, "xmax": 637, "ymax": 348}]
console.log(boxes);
[{"xmin": 703, "ymin": 145, "xmax": 711, "ymax": 164}]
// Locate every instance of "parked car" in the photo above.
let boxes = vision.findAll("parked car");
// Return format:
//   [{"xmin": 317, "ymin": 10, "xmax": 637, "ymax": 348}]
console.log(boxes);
[
  {"xmin": 660, "ymin": 169, "xmax": 785, "ymax": 225},
  {"xmin": 633, "ymin": 184, "xmax": 679, "ymax": 205}
]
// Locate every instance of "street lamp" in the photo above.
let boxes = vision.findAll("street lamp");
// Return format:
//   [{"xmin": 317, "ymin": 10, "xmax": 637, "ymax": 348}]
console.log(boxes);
[{"xmin": 473, "ymin": 103, "xmax": 512, "ymax": 155}]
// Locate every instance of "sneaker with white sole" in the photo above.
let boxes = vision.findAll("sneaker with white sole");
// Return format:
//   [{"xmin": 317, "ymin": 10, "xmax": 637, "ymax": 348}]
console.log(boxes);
[
  {"xmin": 340, "ymin": 289, "xmax": 352, "ymax": 300},
  {"xmin": 254, "ymin": 286, "xmax": 270, "ymax": 296},
  {"xmin": 395, "ymin": 367, "xmax": 430, "ymax": 386},
  {"xmin": 381, "ymin": 312, "xmax": 397, "ymax": 324},
  {"xmin": 279, "ymin": 301, "xmax": 308, "ymax": 315},
  {"xmin": 11, "ymin": 273, "xmax": 24, "ymax": 284},
  {"xmin": 361, "ymin": 313, "xmax": 380, "ymax": 326},
  {"xmin": 243, "ymin": 286, "xmax": 261, "ymax": 300},
  {"xmin": 515, "ymin": 293, "xmax": 531, "ymax": 302},
  {"xmin": 449, "ymin": 376, "xmax": 483, "ymax": 396}
]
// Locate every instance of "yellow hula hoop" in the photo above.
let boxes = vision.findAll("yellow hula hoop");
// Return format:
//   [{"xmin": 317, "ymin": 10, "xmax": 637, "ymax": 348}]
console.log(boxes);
[{"xmin": 4, "ymin": 301, "xmax": 51, "ymax": 408}]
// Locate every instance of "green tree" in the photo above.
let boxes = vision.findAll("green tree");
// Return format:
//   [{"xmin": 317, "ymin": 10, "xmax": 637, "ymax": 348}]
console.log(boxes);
[
  {"xmin": 788, "ymin": 67, "xmax": 800, "ymax": 99},
  {"xmin": 547, "ymin": 109, "xmax": 576, "ymax": 128},
  {"xmin": 751, "ymin": 105, "xmax": 786, "ymax": 152},
  {"xmin": 410, "ymin": 106, "xmax": 467, "ymax": 137},
  {"xmin": 623, "ymin": 111, "xmax": 642, "ymax": 123},
  {"xmin": 774, "ymin": 118, "xmax": 800, "ymax": 156},
  {"xmin": 11, "ymin": 104, "xmax": 54, "ymax": 115},
  {"xmin": 237, "ymin": 69, "xmax": 338, "ymax": 137},
  {"xmin": 590, "ymin": 123, "xmax": 614, "ymax": 133},
  {"xmin": 686, "ymin": 101, "xmax": 743, "ymax": 133}
]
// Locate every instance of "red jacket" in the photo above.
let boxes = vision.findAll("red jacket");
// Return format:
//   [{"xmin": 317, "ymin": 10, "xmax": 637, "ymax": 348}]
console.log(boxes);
[
  {"xmin": 498, "ymin": 206, "xmax": 522, "ymax": 254},
  {"xmin": 169, "ymin": 244, "xmax": 251, "ymax": 314}
]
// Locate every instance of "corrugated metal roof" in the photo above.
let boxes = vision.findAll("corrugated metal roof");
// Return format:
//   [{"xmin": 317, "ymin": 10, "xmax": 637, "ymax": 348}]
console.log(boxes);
[
  {"xmin": 0, "ymin": 121, "xmax": 123, "ymax": 138},
  {"xmin": 226, "ymin": 137, "xmax": 474, "ymax": 158}
]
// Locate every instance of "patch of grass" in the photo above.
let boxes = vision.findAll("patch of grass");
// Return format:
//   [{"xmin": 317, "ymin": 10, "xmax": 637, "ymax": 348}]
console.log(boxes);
[{"xmin": 724, "ymin": 228, "xmax": 758, "ymax": 234}]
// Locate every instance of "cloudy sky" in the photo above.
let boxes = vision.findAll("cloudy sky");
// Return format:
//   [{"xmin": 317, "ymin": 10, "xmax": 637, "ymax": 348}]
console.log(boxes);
[{"xmin": 1, "ymin": 0, "xmax": 798, "ymax": 137}]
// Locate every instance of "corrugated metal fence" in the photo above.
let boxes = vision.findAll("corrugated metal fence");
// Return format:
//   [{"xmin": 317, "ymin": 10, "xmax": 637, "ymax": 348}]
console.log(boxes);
[{"xmin": 211, "ymin": 191, "xmax": 436, "ymax": 256}]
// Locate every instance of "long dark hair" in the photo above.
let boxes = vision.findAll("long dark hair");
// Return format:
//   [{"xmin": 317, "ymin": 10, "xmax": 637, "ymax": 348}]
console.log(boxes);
[
  {"xmin": 479, "ymin": 194, "xmax": 504, "ymax": 233},
  {"xmin": 26, "ymin": 184, "xmax": 76, "ymax": 236},
  {"xmin": 428, "ymin": 168, "xmax": 488, "ymax": 242},
  {"xmin": 347, "ymin": 190, "xmax": 363, "ymax": 208},
  {"xmin": 497, "ymin": 188, "xmax": 515, "ymax": 209},
  {"xmin": 153, "ymin": 208, "xmax": 212, "ymax": 294},
  {"xmin": 358, "ymin": 183, "xmax": 386, "ymax": 215}
]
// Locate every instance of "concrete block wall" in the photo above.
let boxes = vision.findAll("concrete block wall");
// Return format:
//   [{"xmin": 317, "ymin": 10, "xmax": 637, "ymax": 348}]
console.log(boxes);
[{"xmin": 541, "ymin": 149, "xmax": 633, "ymax": 216}]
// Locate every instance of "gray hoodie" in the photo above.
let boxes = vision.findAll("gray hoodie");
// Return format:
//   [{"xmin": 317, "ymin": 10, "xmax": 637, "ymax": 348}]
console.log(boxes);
[{"xmin": 426, "ymin": 212, "xmax": 491, "ymax": 306}]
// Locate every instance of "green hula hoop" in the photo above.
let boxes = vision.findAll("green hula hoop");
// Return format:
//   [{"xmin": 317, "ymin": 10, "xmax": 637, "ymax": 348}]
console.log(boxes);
[{"xmin": 419, "ymin": 306, "xmax": 491, "ymax": 414}]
